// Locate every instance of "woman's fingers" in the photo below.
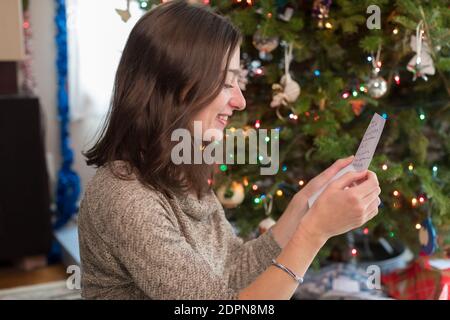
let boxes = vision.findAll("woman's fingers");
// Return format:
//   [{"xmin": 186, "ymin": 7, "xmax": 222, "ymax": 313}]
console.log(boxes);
[
  {"xmin": 365, "ymin": 197, "xmax": 381, "ymax": 219},
  {"xmin": 354, "ymin": 171, "xmax": 379, "ymax": 197},
  {"xmin": 332, "ymin": 170, "xmax": 368, "ymax": 190},
  {"xmin": 317, "ymin": 155, "xmax": 354, "ymax": 183},
  {"xmin": 367, "ymin": 206, "xmax": 380, "ymax": 220},
  {"xmin": 361, "ymin": 186, "xmax": 381, "ymax": 205}
]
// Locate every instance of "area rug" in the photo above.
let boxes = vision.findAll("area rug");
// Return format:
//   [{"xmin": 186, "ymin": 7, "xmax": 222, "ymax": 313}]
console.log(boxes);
[{"xmin": 0, "ymin": 281, "xmax": 81, "ymax": 300}]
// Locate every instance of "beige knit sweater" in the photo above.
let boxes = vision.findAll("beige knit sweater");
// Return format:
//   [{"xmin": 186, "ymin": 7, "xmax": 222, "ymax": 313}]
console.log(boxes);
[{"xmin": 78, "ymin": 162, "xmax": 282, "ymax": 299}]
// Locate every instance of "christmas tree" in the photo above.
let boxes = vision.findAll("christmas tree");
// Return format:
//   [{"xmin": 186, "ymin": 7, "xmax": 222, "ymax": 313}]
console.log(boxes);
[{"xmin": 138, "ymin": 0, "xmax": 450, "ymax": 265}]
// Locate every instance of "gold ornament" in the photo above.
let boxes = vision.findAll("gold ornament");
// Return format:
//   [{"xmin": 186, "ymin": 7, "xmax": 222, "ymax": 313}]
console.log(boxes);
[{"xmin": 216, "ymin": 181, "xmax": 245, "ymax": 209}]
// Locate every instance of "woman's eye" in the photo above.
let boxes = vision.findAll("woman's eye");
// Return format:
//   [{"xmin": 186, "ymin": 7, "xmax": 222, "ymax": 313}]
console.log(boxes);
[{"xmin": 223, "ymin": 84, "xmax": 234, "ymax": 89}]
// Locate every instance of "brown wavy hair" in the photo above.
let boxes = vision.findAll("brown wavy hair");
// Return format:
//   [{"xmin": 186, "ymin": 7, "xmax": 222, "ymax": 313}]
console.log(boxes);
[{"xmin": 84, "ymin": 0, "xmax": 242, "ymax": 198}]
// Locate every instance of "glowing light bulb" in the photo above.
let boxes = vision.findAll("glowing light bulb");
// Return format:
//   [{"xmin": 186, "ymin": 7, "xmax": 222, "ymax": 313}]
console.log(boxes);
[
  {"xmin": 393, "ymin": 190, "xmax": 399, "ymax": 197},
  {"xmin": 411, "ymin": 198, "xmax": 418, "ymax": 206},
  {"xmin": 276, "ymin": 190, "xmax": 283, "ymax": 197},
  {"xmin": 382, "ymin": 164, "xmax": 388, "ymax": 171},
  {"xmin": 299, "ymin": 180, "xmax": 305, "ymax": 186},
  {"xmin": 415, "ymin": 223, "xmax": 421, "ymax": 230},
  {"xmin": 252, "ymin": 184, "xmax": 258, "ymax": 191},
  {"xmin": 256, "ymin": 68, "xmax": 264, "ymax": 75}
]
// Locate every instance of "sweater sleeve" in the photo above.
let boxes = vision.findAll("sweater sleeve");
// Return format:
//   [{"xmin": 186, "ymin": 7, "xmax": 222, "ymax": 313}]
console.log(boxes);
[
  {"xmin": 109, "ymin": 194, "xmax": 240, "ymax": 300},
  {"xmin": 222, "ymin": 218, "xmax": 283, "ymax": 291}
]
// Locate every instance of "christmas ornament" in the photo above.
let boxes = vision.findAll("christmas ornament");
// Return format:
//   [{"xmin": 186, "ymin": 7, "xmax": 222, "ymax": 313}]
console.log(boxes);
[
  {"xmin": 419, "ymin": 216, "xmax": 438, "ymax": 255},
  {"xmin": 270, "ymin": 42, "xmax": 300, "ymax": 112},
  {"xmin": 258, "ymin": 217, "xmax": 276, "ymax": 234},
  {"xmin": 407, "ymin": 21, "xmax": 435, "ymax": 81},
  {"xmin": 349, "ymin": 99, "xmax": 366, "ymax": 116},
  {"xmin": 216, "ymin": 181, "xmax": 245, "ymax": 209},
  {"xmin": 312, "ymin": 0, "xmax": 332, "ymax": 29},
  {"xmin": 252, "ymin": 29, "xmax": 279, "ymax": 61},
  {"xmin": 116, "ymin": 0, "xmax": 131, "ymax": 22},
  {"xmin": 367, "ymin": 76, "xmax": 387, "ymax": 99},
  {"xmin": 366, "ymin": 44, "xmax": 387, "ymax": 99},
  {"xmin": 278, "ymin": 3, "xmax": 294, "ymax": 22}
]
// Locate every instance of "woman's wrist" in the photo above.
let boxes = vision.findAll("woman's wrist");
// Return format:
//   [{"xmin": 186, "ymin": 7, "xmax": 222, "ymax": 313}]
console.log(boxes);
[
  {"xmin": 292, "ymin": 192, "xmax": 308, "ymax": 220},
  {"xmin": 270, "ymin": 192, "xmax": 309, "ymax": 248},
  {"xmin": 293, "ymin": 212, "xmax": 328, "ymax": 249}
]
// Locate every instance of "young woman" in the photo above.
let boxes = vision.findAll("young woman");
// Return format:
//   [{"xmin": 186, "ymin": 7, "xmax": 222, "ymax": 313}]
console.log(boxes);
[{"xmin": 78, "ymin": 0, "xmax": 381, "ymax": 300}]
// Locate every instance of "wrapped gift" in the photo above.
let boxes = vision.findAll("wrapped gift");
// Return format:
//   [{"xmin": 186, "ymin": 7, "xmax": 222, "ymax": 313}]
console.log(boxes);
[
  {"xmin": 294, "ymin": 263, "xmax": 388, "ymax": 300},
  {"xmin": 381, "ymin": 256, "xmax": 450, "ymax": 300}
]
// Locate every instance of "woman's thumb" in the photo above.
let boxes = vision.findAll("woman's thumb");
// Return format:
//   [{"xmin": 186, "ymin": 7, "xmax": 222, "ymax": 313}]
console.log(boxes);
[{"xmin": 333, "ymin": 170, "xmax": 368, "ymax": 189}]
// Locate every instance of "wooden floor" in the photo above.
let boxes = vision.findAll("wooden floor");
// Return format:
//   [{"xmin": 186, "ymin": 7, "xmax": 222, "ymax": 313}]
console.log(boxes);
[{"xmin": 0, "ymin": 264, "xmax": 67, "ymax": 290}]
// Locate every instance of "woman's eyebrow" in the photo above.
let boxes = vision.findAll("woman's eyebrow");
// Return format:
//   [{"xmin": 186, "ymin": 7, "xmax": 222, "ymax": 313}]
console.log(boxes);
[
  {"xmin": 228, "ymin": 69, "xmax": 240, "ymax": 74},
  {"xmin": 227, "ymin": 69, "xmax": 240, "ymax": 81}
]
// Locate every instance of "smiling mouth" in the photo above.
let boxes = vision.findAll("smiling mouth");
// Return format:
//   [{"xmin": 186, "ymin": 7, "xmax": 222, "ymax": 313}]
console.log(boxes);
[{"xmin": 216, "ymin": 114, "xmax": 229, "ymax": 126}]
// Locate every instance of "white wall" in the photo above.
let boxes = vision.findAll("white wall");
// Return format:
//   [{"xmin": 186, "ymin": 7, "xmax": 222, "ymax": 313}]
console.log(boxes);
[
  {"xmin": 30, "ymin": 0, "xmax": 145, "ymax": 202},
  {"xmin": 29, "ymin": 0, "xmax": 99, "ymax": 200}
]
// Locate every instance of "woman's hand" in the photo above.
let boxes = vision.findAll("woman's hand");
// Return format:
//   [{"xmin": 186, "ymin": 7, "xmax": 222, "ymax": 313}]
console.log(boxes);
[
  {"xmin": 298, "ymin": 155, "xmax": 355, "ymax": 200},
  {"xmin": 271, "ymin": 155, "xmax": 357, "ymax": 248},
  {"xmin": 299, "ymin": 170, "xmax": 381, "ymax": 243}
]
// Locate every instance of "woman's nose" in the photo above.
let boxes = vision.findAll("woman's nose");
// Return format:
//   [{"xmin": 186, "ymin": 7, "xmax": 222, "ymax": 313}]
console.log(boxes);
[{"xmin": 229, "ymin": 86, "xmax": 246, "ymax": 111}]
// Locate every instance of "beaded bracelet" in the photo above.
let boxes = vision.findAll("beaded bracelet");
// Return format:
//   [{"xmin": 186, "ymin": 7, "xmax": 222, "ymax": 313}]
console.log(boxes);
[{"xmin": 271, "ymin": 259, "xmax": 304, "ymax": 284}]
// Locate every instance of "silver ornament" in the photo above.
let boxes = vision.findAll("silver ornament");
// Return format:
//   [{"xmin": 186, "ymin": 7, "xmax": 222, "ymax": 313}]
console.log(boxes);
[
  {"xmin": 367, "ymin": 76, "xmax": 387, "ymax": 99},
  {"xmin": 253, "ymin": 29, "xmax": 279, "ymax": 61}
]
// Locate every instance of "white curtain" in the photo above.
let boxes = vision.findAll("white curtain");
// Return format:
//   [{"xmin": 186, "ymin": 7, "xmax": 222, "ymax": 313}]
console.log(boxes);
[{"xmin": 67, "ymin": 0, "xmax": 145, "ymax": 120}]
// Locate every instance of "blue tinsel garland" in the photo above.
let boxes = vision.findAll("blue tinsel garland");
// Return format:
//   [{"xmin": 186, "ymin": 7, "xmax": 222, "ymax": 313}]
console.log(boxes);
[{"xmin": 54, "ymin": 0, "xmax": 80, "ymax": 230}]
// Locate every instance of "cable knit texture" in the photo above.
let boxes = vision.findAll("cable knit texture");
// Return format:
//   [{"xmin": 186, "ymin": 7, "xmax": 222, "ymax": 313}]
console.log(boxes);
[{"xmin": 78, "ymin": 162, "xmax": 282, "ymax": 299}]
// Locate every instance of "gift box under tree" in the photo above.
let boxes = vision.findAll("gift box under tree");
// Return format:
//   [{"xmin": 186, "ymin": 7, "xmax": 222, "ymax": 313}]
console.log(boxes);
[{"xmin": 382, "ymin": 256, "xmax": 450, "ymax": 300}]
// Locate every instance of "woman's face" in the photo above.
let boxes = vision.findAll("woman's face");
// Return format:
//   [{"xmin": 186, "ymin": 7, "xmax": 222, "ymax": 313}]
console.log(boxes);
[{"xmin": 193, "ymin": 47, "xmax": 246, "ymax": 140}]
